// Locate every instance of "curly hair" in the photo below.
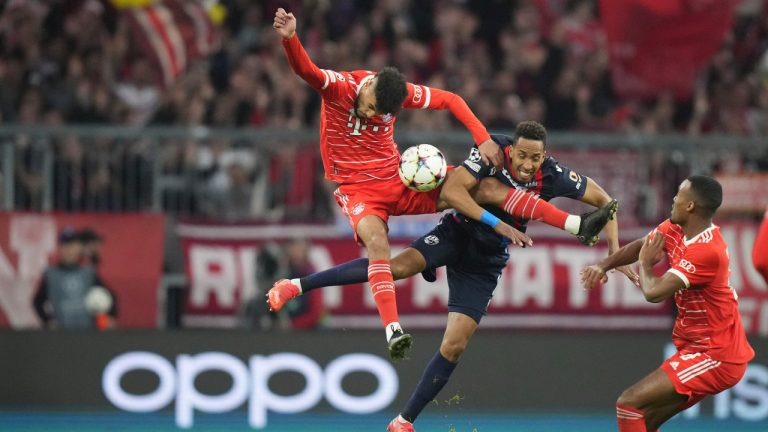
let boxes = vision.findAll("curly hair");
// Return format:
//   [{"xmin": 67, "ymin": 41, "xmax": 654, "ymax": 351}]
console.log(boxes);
[
  {"xmin": 514, "ymin": 121, "xmax": 547, "ymax": 146},
  {"xmin": 374, "ymin": 67, "xmax": 408, "ymax": 116}
]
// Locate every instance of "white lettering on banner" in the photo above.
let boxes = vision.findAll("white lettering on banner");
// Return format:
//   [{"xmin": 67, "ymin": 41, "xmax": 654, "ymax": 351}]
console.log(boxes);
[
  {"xmin": 177, "ymin": 353, "xmax": 250, "ymax": 428},
  {"xmin": 11, "ymin": 215, "xmax": 56, "ymax": 280},
  {"xmin": 179, "ymin": 222, "xmax": 768, "ymax": 334},
  {"xmin": 189, "ymin": 246, "xmax": 255, "ymax": 307},
  {"xmin": 0, "ymin": 215, "xmax": 57, "ymax": 327},
  {"xmin": 103, "ymin": 351, "xmax": 176, "ymax": 412},
  {"xmin": 412, "ymin": 266, "xmax": 449, "ymax": 308},
  {"xmin": 249, "ymin": 353, "xmax": 324, "ymax": 428},
  {"xmin": 238, "ymin": 248, "xmax": 258, "ymax": 304},
  {"xmin": 662, "ymin": 343, "xmax": 768, "ymax": 422},
  {"xmin": 323, "ymin": 354, "xmax": 397, "ymax": 413},
  {"xmin": 554, "ymin": 246, "xmax": 601, "ymax": 308},
  {"xmin": 310, "ymin": 246, "xmax": 342, "ymax": 308},
  {"xmin": 501, "ymin": 248, "xmax": 553, "ymax": 307},
  {"xmin": 102, "ymin": 351, "xmax": 398, "ymax": 429},
  {"xmin": 601, "ymin": 273, "xmax": 653, "ymax": 308}
]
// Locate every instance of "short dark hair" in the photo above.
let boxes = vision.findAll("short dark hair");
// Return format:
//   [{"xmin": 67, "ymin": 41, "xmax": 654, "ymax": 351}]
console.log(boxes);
[
  {"xmin": 374, "ymin": 67, "xmax": 407, "ymax": 116},
  {"xmin": 687, "ymin": 175, "xmax": 722, "ymax": 217},
  {"xmin": 514, "ymin": 121, "xmax": 547, "ymax": 147}
]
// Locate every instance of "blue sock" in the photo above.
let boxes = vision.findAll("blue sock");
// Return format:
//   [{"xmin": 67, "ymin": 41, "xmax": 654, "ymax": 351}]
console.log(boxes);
[
  {"xmin": 299, "ymin": 258, "xmax": 369, "ymax": 292},
  {"xmin": 401, "ymin": 351, "xmax": 458, "ymax": 423}
]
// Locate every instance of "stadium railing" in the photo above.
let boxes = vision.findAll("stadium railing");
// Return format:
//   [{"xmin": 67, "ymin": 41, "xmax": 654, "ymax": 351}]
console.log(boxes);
[{"xmin": 0, "ymin": 124, "xmax": 765, "ymax": 217}]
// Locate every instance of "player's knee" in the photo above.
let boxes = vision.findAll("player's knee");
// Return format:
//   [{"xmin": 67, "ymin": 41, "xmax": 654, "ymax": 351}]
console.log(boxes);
[
  {"xmin": 440, "ymin": 339, "xmax": 467, "ymax": 362},
  {"xmin": 362, "ymin": 230, "xmax": 389, "ymax": 257},
  {"xmin": 616, "ymin": 389, "xmax": 640, "ymax": 409}
]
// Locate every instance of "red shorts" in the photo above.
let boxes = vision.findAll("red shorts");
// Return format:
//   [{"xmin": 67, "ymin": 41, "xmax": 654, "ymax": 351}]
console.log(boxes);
[
  {"xmin": 660, "ymin": 351, "xmax": 748, "ymax": 409},
  {"xmin": 334, "ymin": 176, "xmax": 442, "ymax": 242}
]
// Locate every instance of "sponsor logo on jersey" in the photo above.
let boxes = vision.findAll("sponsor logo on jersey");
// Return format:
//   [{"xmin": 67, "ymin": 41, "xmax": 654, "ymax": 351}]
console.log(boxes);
[
  {"xmin": 424, "ymin": 235, "xmax": 439, "ymax": 245},
  {"xmin": 412, "ymin": 85, "xmax": 423, "ymax": 104},
  {"xmin": 351, "ymin": 203, "xmax": 366, "ymax": 216},
  {"xmin": 679, "ymin": 259, "xmax": 696, "ymax": 273},
  {"xmin": 335, "ymin": 72, "xmax": 345, "ymax": 82},
  {"xmin": 569, "ymin": 171, "xmax": 583, "ymax": 189}
]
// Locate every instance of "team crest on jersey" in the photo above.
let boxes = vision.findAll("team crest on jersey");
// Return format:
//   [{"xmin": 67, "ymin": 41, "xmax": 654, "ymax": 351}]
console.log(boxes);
[
  {"xmin": 351, "ymin": 203, "xmax": 366, "ymax": 216},
  {"xmin": 382, "ymin": 113, "xmax": 392, "ymax": 122},
  {"xmin": 424, "ymin": 235, "xmax": 439, "ymax": 245},
  {"xmin": 679, "ymin": 259, "xmax": 696, "ymax": 273},
  {"xmin": 670, "ymin": 361, "xmax": 680, "ymax": 370}
]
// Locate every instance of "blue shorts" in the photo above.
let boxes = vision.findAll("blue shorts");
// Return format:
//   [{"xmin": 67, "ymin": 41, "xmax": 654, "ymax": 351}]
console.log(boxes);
[{"xmin": 410, "ymin": 214, "xmax": 509, "ymax": 324}]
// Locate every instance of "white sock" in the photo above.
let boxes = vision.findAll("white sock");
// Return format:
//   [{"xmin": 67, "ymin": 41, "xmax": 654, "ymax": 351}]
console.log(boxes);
[
  {"xmin": 564, "ymin": 215, "xmax": 581, "ymax": 235},
  {"xmin": 290, "ymin": 278, "xmax": 303, "ymax": 294},
  {"xmin": 385, "ymin": 321, "xmax": 402, "ymax": 341},
  {"xmin": 397, "ymin": 415, "xmax": 411, "ymax": 424}
]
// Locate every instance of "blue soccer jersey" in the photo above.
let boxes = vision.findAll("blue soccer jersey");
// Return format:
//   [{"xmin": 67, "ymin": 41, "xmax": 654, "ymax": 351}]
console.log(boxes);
[{"xmin": 457, "ymin": 133, "xmax": 589, "ymax": 246}]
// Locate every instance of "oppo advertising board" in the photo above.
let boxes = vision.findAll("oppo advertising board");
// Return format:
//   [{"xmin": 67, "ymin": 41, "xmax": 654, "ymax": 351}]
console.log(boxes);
[{"xmin": 1, "ymin": 331, "xmax": 766, "ymax": 429}]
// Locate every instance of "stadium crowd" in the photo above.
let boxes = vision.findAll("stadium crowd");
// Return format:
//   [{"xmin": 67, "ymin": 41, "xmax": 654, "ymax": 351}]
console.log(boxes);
[{"xmin": 2, "ymin": 0, "xmax": 768, "ymax": 220}]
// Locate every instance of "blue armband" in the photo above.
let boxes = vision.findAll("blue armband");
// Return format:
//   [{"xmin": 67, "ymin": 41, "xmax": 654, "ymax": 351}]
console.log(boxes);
[{"xmin": 480, "ymin": 210, "xmax": 501, "ymax": 229}]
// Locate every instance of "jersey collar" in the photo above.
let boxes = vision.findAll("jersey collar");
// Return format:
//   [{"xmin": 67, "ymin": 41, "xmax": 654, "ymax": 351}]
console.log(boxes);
[{"xmin": 683, "ymin": 224, "xmax": 717, "ymax": 246}]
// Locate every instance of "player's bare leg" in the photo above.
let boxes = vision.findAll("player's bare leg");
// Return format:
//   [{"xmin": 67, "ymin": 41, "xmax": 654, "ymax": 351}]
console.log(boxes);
[
  {"xmin": 390, "ymin": 248, "xmax": 428, "ymax": 280},
  {"xmin": 471, "ymin": 176, "xmax": 617, "ymax": 245},
  {"xmin": 615, "ymin": 368, "xmax": 688, "ymax": 431},
  {"xmin": 390, "ymin": 312, "xmax": 478, "ymax": 431},
  {"xmin": 267, "ymin": 248, "xmax": 428, "ymax": 313},
  {"xmin": 356, "ymin": 215, "xmax": 412, "ymax": 360},
  {"xmin": 439, "ymin": 312, "xmax": 478, "ymax": 362}
]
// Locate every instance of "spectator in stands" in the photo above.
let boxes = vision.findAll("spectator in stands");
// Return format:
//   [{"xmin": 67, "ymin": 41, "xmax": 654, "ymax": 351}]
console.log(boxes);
[
  {"xmin": 2, "ymin": 0, "xmax": 768, "ymax": 221},
  {"xmin": 79, "ymin": 227, "xmax": 103, "ymax": 267},
  {"xmin": 33, "ymin": 227, "xmax": 117, "ymax": 330}
]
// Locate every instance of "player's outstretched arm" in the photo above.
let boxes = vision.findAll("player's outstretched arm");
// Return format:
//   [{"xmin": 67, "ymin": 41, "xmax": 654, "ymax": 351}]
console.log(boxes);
[
  {"xmin": 406, "ymin": 85, "xmax": 502, "ymax": 167},
  {"xmin": 274, "ymin": 8, "xmax": 327, "ymax": 90},
  {"xmin": 439, "ymin": 167, "xmax": 532, "ymax": 247},
  {"xmin": 581, "ymin": 237, "xmax": 644, "ymax": 289},
  {"xmin": 580, "ymin": 178, "xmax": 640, "ymax": 286}
]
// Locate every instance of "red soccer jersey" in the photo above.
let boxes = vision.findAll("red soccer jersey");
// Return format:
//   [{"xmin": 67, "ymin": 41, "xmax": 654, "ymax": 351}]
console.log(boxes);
[
  {"xmin": 651, "ymin": 220, "xmax": 754, "ymax": 364},
  {"xmin": 282, "ymin": 35, "xmax": 490, "ymax": 184}
]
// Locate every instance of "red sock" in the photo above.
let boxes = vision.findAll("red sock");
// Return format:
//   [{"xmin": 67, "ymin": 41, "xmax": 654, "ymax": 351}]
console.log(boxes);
[
  {"xmin": 369, "ymin": 260, "xmax": 398, "ymax": 327},
  {"xmin": 616, "ymin": 403, "xmax": 647, "ymax": 432},
  {"xmin": 503, "ymin": 188, "xmax": 569, "ymax": 229}
]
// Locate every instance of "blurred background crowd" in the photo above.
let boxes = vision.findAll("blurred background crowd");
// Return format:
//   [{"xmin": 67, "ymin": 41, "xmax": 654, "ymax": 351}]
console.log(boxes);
[{"xmin": 2, "ymin": 0, "xmax": 768, "ymax": 220}]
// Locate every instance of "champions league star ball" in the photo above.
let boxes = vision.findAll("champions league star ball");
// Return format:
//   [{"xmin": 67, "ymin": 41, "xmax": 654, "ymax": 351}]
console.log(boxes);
[{"xmin": 398, "ymin": 144, "xmax": 448, "ymax": 192}]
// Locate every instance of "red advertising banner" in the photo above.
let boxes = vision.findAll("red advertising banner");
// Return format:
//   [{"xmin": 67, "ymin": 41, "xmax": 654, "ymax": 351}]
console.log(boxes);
[
  {"xmin": 0, "ymin": 213, "xmax": 165, "ymax": 328},
  {"xmin": 179, "ymin": 219, "xmax": 767, "ymax": 334}
]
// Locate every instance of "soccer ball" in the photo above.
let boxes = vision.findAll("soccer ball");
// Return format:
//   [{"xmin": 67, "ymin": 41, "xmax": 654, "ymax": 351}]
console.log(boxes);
[
  {"xmin": 84, "ymin": 286, "xmax": 113, "ymax": 315},
  {"xmin": 398, "ymin": 144, "xmax": 448, "ymax": 192}
]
